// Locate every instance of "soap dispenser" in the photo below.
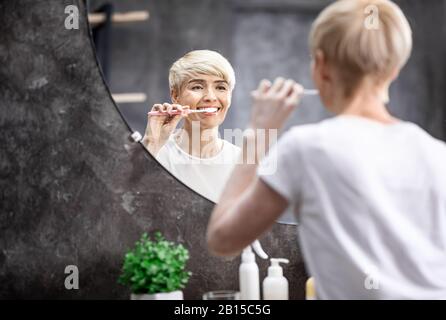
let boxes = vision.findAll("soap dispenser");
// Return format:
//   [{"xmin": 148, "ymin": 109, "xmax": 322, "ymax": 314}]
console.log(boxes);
[
  {"xmin": 239, "ymin": 240, "xmax": 268, "ymax": 300},
  {"xmin": 262, "ymin": 258, "xmax": 289, "ymax": 300}
]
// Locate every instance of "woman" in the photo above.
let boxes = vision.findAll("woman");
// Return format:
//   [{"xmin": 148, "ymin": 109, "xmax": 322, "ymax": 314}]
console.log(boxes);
[
  {"xmin": 142, "ymin": 50, "xmax": 240, "ymax": 202},
  {"xmin": 207, "ymin": 0, "xmax": 446, "ymax": 299}
]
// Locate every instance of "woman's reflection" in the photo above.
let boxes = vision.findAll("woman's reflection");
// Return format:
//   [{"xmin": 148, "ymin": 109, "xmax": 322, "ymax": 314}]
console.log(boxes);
[{"xmin": 142, "ymin": 50, "xmax": 240, "ymax": 202}]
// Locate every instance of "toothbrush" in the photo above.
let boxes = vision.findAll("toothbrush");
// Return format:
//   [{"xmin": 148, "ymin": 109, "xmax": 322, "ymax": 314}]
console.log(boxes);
[
  {"xmin": 302, "ymin": 89, "xmax": 319, "ymax": 95},
  {"xmin": 148, "ymin": 107, "xmax": 218, "ymax": 116},
  {"xmin": 147, "ymin": 89, "xmax": 317, "ymax": 116}
]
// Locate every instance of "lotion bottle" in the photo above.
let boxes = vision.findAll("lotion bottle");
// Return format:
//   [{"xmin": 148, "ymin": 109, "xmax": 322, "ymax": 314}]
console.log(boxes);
[
  {"xmin": 305, "ymin": 277, "xmax": 316, "ymax": 300},
  {"xmin": 262, "ymin": 258, "xmax": 289, "ymax": 300},
  {"xmin": 239, "ymin": 240, "xmax": 268, "ymax": 300}
]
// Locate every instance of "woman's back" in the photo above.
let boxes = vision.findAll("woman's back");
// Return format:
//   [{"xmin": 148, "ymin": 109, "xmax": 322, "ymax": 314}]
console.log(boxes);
[{"xmin": 260, "ymin": 115, "xmax": 446, "ymax": 299}]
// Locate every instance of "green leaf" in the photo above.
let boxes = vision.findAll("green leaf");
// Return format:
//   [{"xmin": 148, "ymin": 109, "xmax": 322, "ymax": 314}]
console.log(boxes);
[{"xmin": 117, "ymin": 231, "xmax": 191, "ymax": 294}]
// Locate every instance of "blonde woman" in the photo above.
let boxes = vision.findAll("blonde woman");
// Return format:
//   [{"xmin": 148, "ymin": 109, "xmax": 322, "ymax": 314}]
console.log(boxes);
[
  {"xmin": 142, "ymin": 50, "xmax": 240, "ymax": 202},
  {"xmin": 208, "ymin": 0, "xmax": 446, "ymax": 299}
]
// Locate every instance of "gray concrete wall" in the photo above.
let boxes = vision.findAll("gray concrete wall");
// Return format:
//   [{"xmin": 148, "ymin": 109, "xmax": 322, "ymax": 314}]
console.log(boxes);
[{"xmin": 0, "ymin": 0, "xmax": 307, "ymax": 299}]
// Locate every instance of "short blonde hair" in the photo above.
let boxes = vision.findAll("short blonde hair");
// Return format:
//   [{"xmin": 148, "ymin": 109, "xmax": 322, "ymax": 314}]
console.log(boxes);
[
  {"xmin": 309, "ymin": 0, "xmax": 412, "ymax": 96},
  {"xmin": 169, "ymin": 50, "xmax": 236, "ymax": 94}
]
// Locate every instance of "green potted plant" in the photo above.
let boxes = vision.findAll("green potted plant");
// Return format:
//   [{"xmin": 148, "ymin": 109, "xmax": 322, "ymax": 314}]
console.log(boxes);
[{"xmin": 118, "ymin": 232, "xmax": 192, "ymax": 300}]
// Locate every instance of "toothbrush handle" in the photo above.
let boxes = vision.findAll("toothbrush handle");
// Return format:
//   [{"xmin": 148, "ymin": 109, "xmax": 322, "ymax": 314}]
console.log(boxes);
[
  {"xmin": 302, "ymin": 89, "xmax": 319, "ymax": 95},
  {"xmin": 148, "ymin": 110, "xmax": 183, "ymax": 116}
]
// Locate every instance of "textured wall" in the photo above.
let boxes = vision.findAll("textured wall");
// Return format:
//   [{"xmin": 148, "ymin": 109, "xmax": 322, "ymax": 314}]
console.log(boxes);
[{"xmin": 0, "ymin": 0, "xmax": 307, "ymax": 299}]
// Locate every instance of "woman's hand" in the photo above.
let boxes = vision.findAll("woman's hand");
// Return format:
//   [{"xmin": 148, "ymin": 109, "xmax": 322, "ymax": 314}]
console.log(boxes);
[
  {"xmin": 249, "ymin": 77, "xmax": 303, "ymax": 131},
  {"xmin": 142, "ymin": 103, "xmax": 189, "ymax": 155}
]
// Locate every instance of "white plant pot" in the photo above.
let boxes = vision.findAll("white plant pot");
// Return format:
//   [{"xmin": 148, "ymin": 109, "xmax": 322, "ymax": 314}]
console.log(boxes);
[{"xmin": 131, "ymin": 290, "xmax": 183, "ymax": 300}]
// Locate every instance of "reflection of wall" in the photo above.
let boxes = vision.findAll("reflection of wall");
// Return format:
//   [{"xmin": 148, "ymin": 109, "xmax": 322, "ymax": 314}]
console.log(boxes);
[
  {"xmin": 389, "ymin": 0, "xmax": 446, "ymax": 139},
  {"xmin": 230, "ymin": 0, "xmax": 446, "ymax": 138},
  {"xmin": 94, "ymin": 0, "xmax": 446, "ymax": 140},
  {"xmin": 238, "ymin": 0, "xmax": 446, "ymax": 139},
  {"xmin": 228, "ymin": 2, "xmax": 331, "ymax": 132},
  {"xmin": 0, "ymin": 0, "xmax": 307, "ymax": 299}
]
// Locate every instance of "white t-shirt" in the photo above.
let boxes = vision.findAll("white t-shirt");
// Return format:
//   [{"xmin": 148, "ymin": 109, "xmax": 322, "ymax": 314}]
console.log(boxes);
[
  {"xmin": 156, "ymin": 135, "xmax": 241, "ymax": 203},
  {"xmin": 258, "ymin": 115, "xmax": 446, "ymax": 299}
]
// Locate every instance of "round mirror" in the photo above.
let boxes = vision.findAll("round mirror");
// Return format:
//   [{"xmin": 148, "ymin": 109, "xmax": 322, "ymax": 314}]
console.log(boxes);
[{"xmin": 87, "ymin": 0, "xmax": 446, "ymax": 226}]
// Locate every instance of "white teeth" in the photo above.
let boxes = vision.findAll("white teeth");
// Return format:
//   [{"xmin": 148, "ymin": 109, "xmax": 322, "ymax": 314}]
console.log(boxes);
[{"xmin": 195, "ymin": 107, "xmax": 218, "ymax": 112}]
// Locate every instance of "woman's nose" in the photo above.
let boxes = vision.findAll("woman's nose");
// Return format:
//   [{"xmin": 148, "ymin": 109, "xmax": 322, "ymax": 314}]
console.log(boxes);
[{"xmin": 203, "ymin": 88, "xmax": 217, "ymax": 101}]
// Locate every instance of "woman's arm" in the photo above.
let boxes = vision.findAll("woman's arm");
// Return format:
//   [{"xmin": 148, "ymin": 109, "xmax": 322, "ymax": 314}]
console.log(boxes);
[
  {"xmin": 206, "ymin": 78, "xmax": 303, "ymax": 256},
  {"xmin": 206, "ymin": 137, "xmax": 289, "ymax": 256}
]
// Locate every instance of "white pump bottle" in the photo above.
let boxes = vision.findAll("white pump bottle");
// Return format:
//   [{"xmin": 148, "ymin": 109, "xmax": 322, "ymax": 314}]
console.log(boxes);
[
  {"xmin": 262, "ymin": 258, "xmax": 289, "ymax": 300},
  {"xmin": 239, "ymin": 240, "xmax": 268, "ymax": 300}
]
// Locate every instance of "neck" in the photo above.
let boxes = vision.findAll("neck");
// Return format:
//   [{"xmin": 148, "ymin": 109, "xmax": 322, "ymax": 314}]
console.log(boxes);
[
  {"xmin": 176, "ymin": 121, "xmax": 222, "ymax": 158},
  {"xmin": 334, "ymin": 82, "xmax": 398, "ymax": 124}
]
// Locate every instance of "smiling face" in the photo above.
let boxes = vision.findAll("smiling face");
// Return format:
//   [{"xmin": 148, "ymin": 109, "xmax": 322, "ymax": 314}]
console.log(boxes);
[{"xmin": 171, "ymin": 74, "xmax": 232, "ymax": 129}]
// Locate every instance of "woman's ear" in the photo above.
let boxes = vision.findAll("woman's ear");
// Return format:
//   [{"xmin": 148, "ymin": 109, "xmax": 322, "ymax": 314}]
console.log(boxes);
[
  {"xmin": 171, "ymin": 88, "xmax": 179, "ymax": 104},
  {"xmin": 315, "ymin": 49, "xmax": 331, "ymax": 83}
]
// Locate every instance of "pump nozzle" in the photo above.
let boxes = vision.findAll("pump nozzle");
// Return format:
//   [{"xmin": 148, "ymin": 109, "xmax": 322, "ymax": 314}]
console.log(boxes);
[
  {"xmin": 241, "ymin": 240, "xmax": 268, "ymax": 263},
  {"xmin": 251, "ymin": 240, "xmax": 268, "ymax": 259},
  {"xmin": 267, "ymin": 258, "xmax": 289, "ymax": 277},
  {"xmin": 270, "ymin": 258, "xmax": 289, "ymax": 266}
]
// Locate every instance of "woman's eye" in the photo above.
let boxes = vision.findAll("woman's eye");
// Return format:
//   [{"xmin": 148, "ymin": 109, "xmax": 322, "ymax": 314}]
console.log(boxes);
[
  {"xmin": 217, "ymin": 86, "xmax": 227, "ymax": 91},
  {"xmin": 191, "ymin": 86, "xmax": 203, "ymax": 90}
]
